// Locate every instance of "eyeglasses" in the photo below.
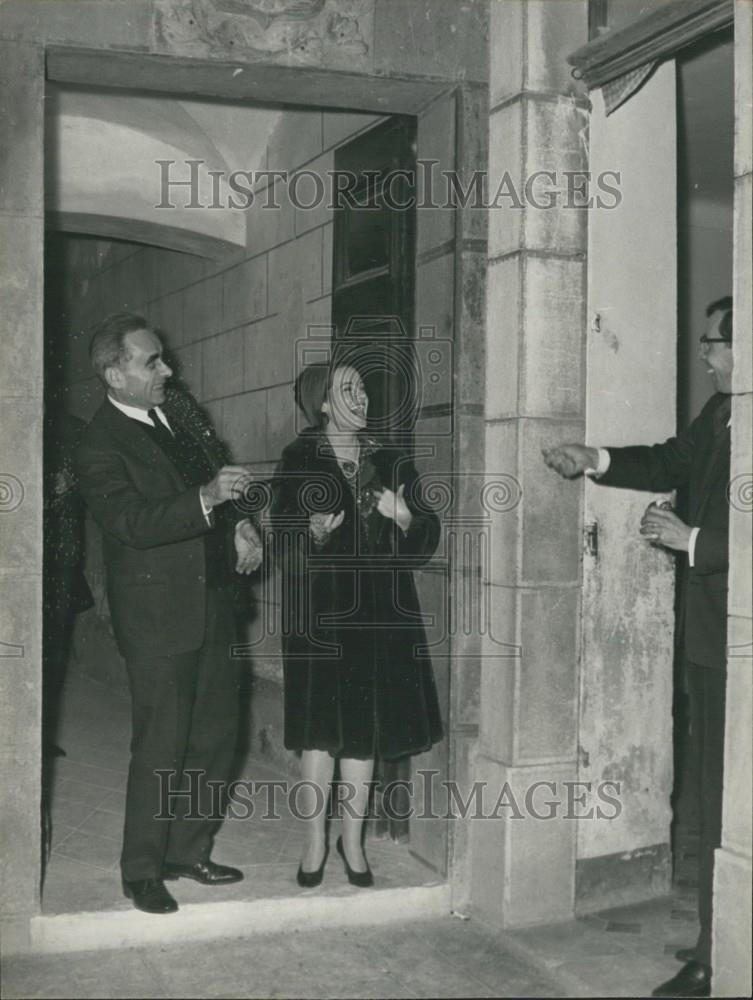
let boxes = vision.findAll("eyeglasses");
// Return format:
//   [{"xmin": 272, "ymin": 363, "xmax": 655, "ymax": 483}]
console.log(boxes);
[{"xmin": 699, "ymin": 334, "xmax": 729, "ymax": 344}]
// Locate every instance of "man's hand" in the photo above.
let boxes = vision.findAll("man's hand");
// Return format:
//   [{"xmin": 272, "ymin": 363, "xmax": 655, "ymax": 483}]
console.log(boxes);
[
  {"xmin": 375, "ymin": 483, "xmax": 412, "ymax": 533},
  {"xmin": 234, "ymin": 519, "xmax": 263, "ymax": 574},
  {"xmin": 640, "ymin": 504, "xmax": 692, "ymax": 552},
  {"xmin": 310, "ymin": 511, "xmax": 345, "ymax": 546},
  {"xmin": 201, "ymin": 465, "xmax": 254, "ymax": 509},
  {"xmin": 542, "ymin": 443, "xmax": 600, "ymax": 479}
]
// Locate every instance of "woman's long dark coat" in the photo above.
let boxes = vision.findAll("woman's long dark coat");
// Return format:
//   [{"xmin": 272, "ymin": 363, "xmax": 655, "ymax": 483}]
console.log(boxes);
[{"xmin": 269, "ymin": 429, "xmax": 443, "ymax": 761}]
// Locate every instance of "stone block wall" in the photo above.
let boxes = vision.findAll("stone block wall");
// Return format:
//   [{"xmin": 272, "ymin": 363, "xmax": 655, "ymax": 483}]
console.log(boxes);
[
  {"xmin": 472, "ymin": 0, "xmax": 590, "ymax": 930},
  {"xmin": 0, "ymin": 39, "xmax": 44, "ymax": 954}
]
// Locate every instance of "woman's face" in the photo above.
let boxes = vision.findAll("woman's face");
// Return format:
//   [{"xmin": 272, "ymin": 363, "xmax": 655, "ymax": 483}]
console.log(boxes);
[{"xmin": 323, "ymin": 365, "xmax": 368, "ymax": 431}]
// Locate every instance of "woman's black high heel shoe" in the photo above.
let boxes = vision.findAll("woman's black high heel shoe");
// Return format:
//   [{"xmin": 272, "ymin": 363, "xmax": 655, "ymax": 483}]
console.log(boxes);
[
  {"xmin": 336, "ymin": 835, "xmax": 374, "ymax": 887},
  {"xmin": 296, "ymin": 843, "xmax": 329, "ymax": 888}
]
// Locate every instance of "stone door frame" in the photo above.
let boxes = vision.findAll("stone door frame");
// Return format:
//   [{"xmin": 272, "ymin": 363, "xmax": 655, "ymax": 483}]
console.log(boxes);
[{"xmin": 0, "ymin": 38, "xmax": 488, "ymax": 952}]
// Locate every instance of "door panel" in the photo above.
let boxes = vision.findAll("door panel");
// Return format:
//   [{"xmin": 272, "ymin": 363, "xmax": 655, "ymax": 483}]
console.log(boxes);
[
  {"xmin": 332, "ymin": 116, "xmax": 417, "ymax": 447},
  {"xmin": 580, "ymin": 63, "xmax": 677, "ymax": 868}
]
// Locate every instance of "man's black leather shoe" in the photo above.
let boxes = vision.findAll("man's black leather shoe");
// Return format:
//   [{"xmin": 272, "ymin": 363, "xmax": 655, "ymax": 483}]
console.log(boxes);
[
  {"xmin": 163, "ymin": 860, "xmax": 244, "ymax": 885},
  {"xmin": 652, "ymin": 961, "xmax": 711, "ymax": 998},
  {"xmin": 123, "ymin": 878, "xmax": 178, "ymax": 914}
]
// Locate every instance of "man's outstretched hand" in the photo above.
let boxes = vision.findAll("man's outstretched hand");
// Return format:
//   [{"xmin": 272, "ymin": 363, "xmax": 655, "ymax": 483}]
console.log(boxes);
[
  {"xmin": 542, "ymin": 444, "xmax": 600, "ymax": 479},
  {"xmin": 201, "ymin": 465, "xmax": 254, "ymax": 509}
]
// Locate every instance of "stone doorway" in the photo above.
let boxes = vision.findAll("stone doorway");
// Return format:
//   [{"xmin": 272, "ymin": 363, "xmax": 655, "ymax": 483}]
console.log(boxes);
[{"xmin": 2, "ymin": 34, "xmax": 488, "ymax": 952}]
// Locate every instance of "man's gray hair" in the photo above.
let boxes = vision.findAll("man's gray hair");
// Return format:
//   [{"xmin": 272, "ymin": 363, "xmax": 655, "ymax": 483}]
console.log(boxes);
[{"xmin": 89, "ymin": 312, "xmax": 149, "ymax": 384}]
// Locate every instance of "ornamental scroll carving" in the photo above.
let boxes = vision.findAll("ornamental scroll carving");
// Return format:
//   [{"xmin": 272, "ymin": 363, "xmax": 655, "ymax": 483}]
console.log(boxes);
[{"xmin": 155, "ymin": 0, "xmax": 373, "ymax": 68}]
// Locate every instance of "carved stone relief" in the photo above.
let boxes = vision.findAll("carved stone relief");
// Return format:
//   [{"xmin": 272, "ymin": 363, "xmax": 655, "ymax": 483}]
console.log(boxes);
[{"xmin": 154, "ymin": 0, "xmax": 374, "ymax": 70}]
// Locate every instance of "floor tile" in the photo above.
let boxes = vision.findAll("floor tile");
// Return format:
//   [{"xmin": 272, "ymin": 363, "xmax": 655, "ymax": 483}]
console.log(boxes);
[
  {"xmin": 55, "ymin": 778, "xmax": 117, "ymax": 808},
  {"xmin": 50, "ymin": 795, "xmax": 101, "ymax": 829},
  {"xmin": 53, "ymin": 828, "xmax": 122, "ymax": 870},
  {"xmin": 97, "ymin": 789, "xmax": 127, "ymax": 815},
  {"xmin": 55, "ymin": 759, "xmax": 128, "ymax": 790},
  {"xmin": 41, "ymin": 856, "xmax": 126, "ymax": 915},
  {"xmin": 78, "ymin": 808, "xmax": 126, "ymax": 841}
]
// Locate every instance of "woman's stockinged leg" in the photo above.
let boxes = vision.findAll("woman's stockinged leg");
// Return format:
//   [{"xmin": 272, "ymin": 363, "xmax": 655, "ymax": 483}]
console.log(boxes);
[
  {"xmin": 338, "ymin": 756, "xmax": 375, "ymax": 873},
  {"xmin": 299, "ymin": 749, "xmax": 335, "ymax": 872}
]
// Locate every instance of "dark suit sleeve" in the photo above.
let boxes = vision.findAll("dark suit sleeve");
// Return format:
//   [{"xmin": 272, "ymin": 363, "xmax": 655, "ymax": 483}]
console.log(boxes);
[
  {"xmin": 693, "ymin": 527, "xmax": 729, "ymax": 575},
  {"xmin": 76, "ymin": 440, "xmax": 212, "ymax": 550},
  {"xmin": 597, "ymin": 415, "xmax": 699, "ymax": 492}
]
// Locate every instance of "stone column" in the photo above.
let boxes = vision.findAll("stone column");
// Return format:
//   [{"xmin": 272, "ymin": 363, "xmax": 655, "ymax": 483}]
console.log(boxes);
[
  {"xmin": 712, "ymin": 1, "xmax": 753, "ymax": 994},
  {"xmin": 472, "ymin": 0, "xmax": 588, "ymax": 927},
  {"xmin": 0, "ymin": 41, "xmax": 45, "ymax": 953}
]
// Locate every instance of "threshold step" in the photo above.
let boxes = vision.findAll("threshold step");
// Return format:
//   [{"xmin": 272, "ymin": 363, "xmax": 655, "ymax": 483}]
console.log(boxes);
[{"xmin": 30, "ymin": 883, "xmax": 450, "ymax": 954}]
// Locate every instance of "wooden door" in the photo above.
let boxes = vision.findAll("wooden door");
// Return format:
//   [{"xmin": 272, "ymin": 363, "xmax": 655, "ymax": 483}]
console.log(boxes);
[
  {"xmin": 579, "ymin": 62, "xmax": 678, "ymax": 875},
  {"xmin": 332, "ymin": 116, "xmax": 417, "ymax": 447}
]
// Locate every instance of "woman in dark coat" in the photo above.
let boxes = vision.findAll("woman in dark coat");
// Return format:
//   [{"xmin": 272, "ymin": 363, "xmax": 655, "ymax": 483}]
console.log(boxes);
[{"xmin": 270, "ymin": 362, "xmax": 443, "ymax": 886}]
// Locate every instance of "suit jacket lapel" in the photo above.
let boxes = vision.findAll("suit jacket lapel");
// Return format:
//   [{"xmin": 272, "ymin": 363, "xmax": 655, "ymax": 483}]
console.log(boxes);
[
  {"xmin": 98, "ymin": 401, "xmax": 186, "ymax": 491},
  {"xmin": 162, "ymin": 392, "xmax": 226, "ymax": 475},
  {"xmin": 691, "ymin": 402, "xmax": 730, "ymax": 523}
]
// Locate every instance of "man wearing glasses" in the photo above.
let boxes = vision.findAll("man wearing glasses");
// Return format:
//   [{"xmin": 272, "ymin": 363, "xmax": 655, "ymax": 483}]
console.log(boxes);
[{"xmin": 542, "ymin": 297, "xmax": 733, "ymax": 999}]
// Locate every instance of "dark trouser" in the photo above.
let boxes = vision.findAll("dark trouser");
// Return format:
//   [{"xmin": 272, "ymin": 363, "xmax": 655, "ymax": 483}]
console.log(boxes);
[
  {"xmin": 685, "ymin": 660, "xmax": 726, "ymax": 968},
  {"xmin": 121, "ymin": 587, "xmax": 240, "ymax": 882}
]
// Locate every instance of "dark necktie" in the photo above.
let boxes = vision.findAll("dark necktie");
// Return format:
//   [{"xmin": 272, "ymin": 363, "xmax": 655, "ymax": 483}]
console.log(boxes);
[
  {"xmin": 147, "ymin": 408, "xmax": 171, "ymax": 432},
  {"xmin": 147, "ymin": 408, "xmax": 177, "ymax": 454},
  {"xmin": 143, "ymin": 409, "xmax": 228, "ymax": 587},
  {"xmin": 146, "ymin": 409, "xmax": 210, "ymax": 487}
]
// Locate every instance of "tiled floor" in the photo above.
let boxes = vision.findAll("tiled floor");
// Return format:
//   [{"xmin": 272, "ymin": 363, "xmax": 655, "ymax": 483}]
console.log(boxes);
[
  {"xmin": 41, "ymin": 671, "xmax": 439, "ymax": 915},
  {"xmin": 4, "ymin": 895, "xmax": 701, "ymax": 999},
  {"xmin": 26, "ymin": 670, "xmax": 704, "ymax": 999},
  {"xmin": 3, "ymin": 917, "xmax": 562, "ymax": 999}
]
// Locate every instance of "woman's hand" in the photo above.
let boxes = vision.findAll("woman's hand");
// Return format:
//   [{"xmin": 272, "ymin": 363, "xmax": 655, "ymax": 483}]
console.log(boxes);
[
  {"xmin": 375, "ymin": 483, "xmax": 412, "ymax": 534},
  {"xmin": 309, "ymin": 510, "xmax": 345, "ymax": 546}
]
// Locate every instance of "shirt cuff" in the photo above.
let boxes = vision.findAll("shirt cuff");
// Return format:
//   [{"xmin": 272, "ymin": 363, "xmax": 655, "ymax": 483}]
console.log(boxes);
[
  {"xmin": 199, "ymin": 489, "xmax": 213, "ymax": 524},
  {"xmin": 688, "ymin": 527, "xmax": 700, "ymax": 568},
  {"xmin": 585, "ymin": 448, "xmax": 611, "ymax": 477}
]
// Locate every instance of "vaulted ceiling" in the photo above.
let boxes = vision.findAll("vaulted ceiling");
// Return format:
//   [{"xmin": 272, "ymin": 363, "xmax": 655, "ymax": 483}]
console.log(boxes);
[{"xmin": 45, "ymin": 85, "xmax": 281, "ymax": 257}]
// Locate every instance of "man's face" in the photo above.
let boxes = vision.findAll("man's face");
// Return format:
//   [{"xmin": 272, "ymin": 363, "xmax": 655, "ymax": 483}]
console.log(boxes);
[
  {"xmin": 699, "ymin": 310, "xmax": 733, "ymax": 394},
  {"xmin": 107, "ymin": 328, "xmax": 172, "ymax": 409}
]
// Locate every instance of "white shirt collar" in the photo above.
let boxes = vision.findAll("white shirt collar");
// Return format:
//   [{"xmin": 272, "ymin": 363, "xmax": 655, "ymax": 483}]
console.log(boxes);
[{"xmin": 108, "ymin": 396, "xmax": 172, "ymax": 431}]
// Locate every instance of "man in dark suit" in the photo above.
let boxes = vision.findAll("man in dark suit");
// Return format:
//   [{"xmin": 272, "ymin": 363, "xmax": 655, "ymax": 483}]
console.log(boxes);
[
  {"xmin": 543, "ymin": 297, "xmax": 733, "ymax": 999},
  {"xmin": 76, "ymin": 313, "xmax": 262, "ymax": 914}
]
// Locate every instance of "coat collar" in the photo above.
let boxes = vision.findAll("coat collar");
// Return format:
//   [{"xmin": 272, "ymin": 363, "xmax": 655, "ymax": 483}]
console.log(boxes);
[{"xmin": 299, "ymin": 429, "xmax": 382, "ymax": 485}]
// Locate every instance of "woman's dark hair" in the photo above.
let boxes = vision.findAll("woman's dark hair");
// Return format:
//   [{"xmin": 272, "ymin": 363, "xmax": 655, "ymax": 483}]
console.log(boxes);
[
  {"xmin": 293, "ymin": 354, "xmax": 365, "ymax": 428},
  {"xmin": 294, "ymin": 363, "xmax": 332, "ymax": 427}
]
